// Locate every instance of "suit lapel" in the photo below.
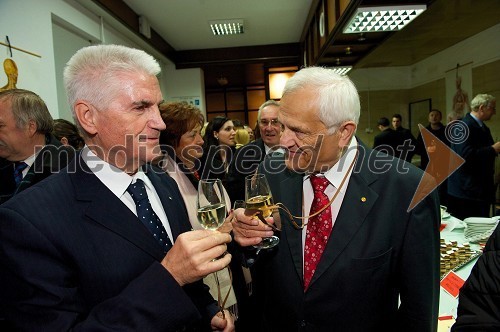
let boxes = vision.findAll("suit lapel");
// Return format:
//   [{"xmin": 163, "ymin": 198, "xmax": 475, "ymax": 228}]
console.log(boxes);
[
  {"xmin": 279, "ymin": 170, "xmax": 305, "ymax": 282},
  {"xmin": 72, "ymin": 157, "xmax": 165, "ymax": 261}
]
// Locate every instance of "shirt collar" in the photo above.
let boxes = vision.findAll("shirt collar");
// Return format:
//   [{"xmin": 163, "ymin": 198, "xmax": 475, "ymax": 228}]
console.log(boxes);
[
  {"xmin": 470, "ymin": 112, "xmax": 484, "ymax": 127},
  {"xmin": 80, "ymin": 145, "xmax": 135, "ymax": 198},
  {"xmin": 303, "ymin": 137, "xmax": 358, "ymax": 194}
]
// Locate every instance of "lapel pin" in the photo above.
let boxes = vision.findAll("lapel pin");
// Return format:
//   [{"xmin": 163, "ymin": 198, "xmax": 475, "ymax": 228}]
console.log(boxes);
[
  {"xmin": 168, "ymin": 196, "xmax": 172, "ymax": 200},
  {"xmin": 361, "ymin": 197, "xmax": 367, "ymax": 202}
]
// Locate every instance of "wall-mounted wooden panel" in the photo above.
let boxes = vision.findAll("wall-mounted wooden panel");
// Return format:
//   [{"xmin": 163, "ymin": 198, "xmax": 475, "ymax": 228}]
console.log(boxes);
[
  {"xmin": 327, "ymin": 0, "xmax": 337, "ymax": 34},
  {"xmin": 339, "ymin": 0, "xmax": 351, "ymax": 17}
]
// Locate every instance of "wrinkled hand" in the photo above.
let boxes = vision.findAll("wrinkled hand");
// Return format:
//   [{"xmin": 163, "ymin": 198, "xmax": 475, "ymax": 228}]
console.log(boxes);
[
  {"xmin": 162, "ymin": 230, "xmax": 232, "ymax": 286},
  {"xmin": 231, "ymin": 208, "xmax": 274, "ymax": 247},
  {"xmin": 211, "ymin": 310, "xmax": 235, "ymax": 332}
]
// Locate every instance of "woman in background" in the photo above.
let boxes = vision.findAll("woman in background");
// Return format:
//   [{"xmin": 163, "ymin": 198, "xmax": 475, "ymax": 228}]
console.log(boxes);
[
  {"xmin": 201, "ymin": 116, "xmax": 236, "ymax": 181},
  {"xmin": 159, "ymin": 102, "xmax": 248, "ymax": 324},
  {"xmin": 52, "ymin": 118, "xmax": 84, "ymax": 150}
]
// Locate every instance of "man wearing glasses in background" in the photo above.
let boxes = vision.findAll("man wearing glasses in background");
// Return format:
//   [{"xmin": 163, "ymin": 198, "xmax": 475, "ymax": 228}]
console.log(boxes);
[{"xmin": 226, "ymin": 100, "xmax": 283, "ymax": 202}]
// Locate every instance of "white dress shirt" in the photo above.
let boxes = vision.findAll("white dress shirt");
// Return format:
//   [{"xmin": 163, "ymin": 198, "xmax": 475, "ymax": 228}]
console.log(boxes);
[
  {"xmin": 81, "ymin": 146, "xmax": 174, "ymax": 241},
  {"xmin": 301, "ymin": 137, "xmax": 358, "ymax": 255}
]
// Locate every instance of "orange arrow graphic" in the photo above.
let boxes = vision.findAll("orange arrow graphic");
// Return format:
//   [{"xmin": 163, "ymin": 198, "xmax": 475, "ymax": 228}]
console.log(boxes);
[{"xmin": 408, "ymin": 124, "xmax": 465, "ymax": 211}]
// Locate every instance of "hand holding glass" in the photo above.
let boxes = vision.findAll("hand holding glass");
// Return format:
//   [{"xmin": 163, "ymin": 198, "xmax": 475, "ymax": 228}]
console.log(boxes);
[{"xmin": 245, "ymin": 173, "xmax": 280, "ymax": 251}]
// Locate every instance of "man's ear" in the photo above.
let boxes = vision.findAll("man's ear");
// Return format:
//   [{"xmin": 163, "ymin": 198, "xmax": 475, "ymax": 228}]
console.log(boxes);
[
  {"xmin": 74, "ymin": 101, "xmax": 97, "ymax": 135},
  {"xmin": 27, "ymin": 119, "xmax": 37, "ymax": 137},
  {"xmin": 338, "ymin": 121, "xmax": 357, "ymax": 147}
]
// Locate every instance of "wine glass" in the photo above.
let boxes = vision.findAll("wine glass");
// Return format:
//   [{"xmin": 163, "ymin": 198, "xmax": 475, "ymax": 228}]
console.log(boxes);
[
  {"xmin": 196, "ymin": 178, "xmax": 228, "ymax": 317},
  {"xmin": 245, "ymin": 173, "xmax": 280, "ymax": 251},
  {"xmin": 197, "ymin": 179, "xmax": 227, "ymax": 231}
]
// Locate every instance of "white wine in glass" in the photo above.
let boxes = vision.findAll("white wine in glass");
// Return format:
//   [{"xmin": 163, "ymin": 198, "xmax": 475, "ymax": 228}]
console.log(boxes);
[
  {"xmin": 196, "ymin": 178, "xmax": 227, "ymax": 318},
  {"xmin": 197, "ymin": 179, "xmax": 226, "ymax": 230},
  {"xmin": 245, "ymin": 173, "xmax": 280, "ymax": 250}
]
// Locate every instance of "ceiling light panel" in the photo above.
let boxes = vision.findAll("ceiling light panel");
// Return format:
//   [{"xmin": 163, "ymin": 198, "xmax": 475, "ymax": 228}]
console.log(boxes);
[
  {"xmin": 209, "ymin": 19, "xmax": 244, "ymax": 36},
  {"xmin": 329, "ymin": 66, "xmax": 352, "ymax": 75},
  {"xmin": 344, "ymin": 5, "xmax": 426, "ymax": 33}
]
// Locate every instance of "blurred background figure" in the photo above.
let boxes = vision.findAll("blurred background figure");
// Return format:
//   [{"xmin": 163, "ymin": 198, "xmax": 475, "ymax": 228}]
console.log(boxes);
[
  {"xmin": 226, "ymin": 99, "xmax": 282, "ymax": 202},
  {"xmin": 234, "ymin": 127, "xmax": 250, "ymax": 148},
  {"xmin": 52, "ymin": 118, "xmax": 84, "ymax": 150},
  {"xmin": 415, "ymin": 109, "xmax": 450, "ymax": 206},
  {"xmin": 0, "ymin": 89, "xmax": 74, "ymax": 204},
  {"xmin": 201, "ymin": 116, "xmax": 236, "ymax": 181},
  {"xmin": 392, "ymin": 113, "xmax": 417, "ymax": 162},
  {"xmin": 244, "ymin": 125, "xmax": 255, "ymax": 142},
  {"xmin": 448, "ymin": 94, "xmax": 499, "ymax": 219},
  {"xmin": 373, "ymin": 117, "xmax": 402, "ymax": 158}
]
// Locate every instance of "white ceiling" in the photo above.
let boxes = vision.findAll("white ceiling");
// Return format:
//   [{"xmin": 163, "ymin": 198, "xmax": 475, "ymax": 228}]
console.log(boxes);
[{"xmin": 123, "ymin": 0, "xmax": 312, "ymax": 51}]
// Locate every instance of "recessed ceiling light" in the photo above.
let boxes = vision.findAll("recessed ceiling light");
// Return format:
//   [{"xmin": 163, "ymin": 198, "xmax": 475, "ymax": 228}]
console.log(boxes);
[
  {"xmin": 343, "ymin": 5, "xmax": 426, "ymax": 33},
  {"xmin": 209, "ymin": 19, "xmax": 244, "ymax": 36},
  {"xmin": 329, "ymin": 66, "xmax": 352, "ymax": 75}
]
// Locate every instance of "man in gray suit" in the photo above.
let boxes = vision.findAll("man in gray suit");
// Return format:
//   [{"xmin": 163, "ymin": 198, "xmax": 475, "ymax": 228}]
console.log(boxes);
[{"xmin": 232, "ymin": 67, "xmax": 440, "ymax": 331}]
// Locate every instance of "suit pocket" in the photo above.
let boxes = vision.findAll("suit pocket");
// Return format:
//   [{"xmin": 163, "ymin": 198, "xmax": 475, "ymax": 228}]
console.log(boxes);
[{"xmin": 351, "ymin": 247, "xmax": 392, "ymax": 271}]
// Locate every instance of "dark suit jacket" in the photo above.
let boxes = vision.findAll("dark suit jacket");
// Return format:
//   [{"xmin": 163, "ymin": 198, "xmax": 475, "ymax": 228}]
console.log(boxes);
[
  {"xmin": 0, "ymin": 134, "xmax": 74, "ymax": 204},
  {"xmin": 373, "ymin": 128, "xmax": 403, "ymax": 159},
  {"xmin": 448, "ymin": 113, "xmax": 497, "ymax": 202},
  {"xmin": 0, "ymin": 155, "xmax": 217, "ymax": 331},
  {"xmin": 225, "ymin": 138, "xmax": 267, "ymax": 202},
  {"xmin": 395, "ymin": 126, "xmax": 417, "ymax": 162},
  {"xmin": 251, "ymin": 144, "xmax": 440, "ymax": 331}
]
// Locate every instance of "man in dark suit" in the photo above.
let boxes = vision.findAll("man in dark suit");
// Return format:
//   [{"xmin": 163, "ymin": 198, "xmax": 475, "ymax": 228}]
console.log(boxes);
[
  {"xmin": 232, "ymin": 67, "xmax": 440, "ymax": 331},
  {"xmin": 373, "ymin": 116, "xmax": 403, "ymax": 159},
  {"xmin": 0, "ymin": 89, "xmax": 74, "ymax": 204},
  {"xmin": 392, "ymin": 113, "xmax": 417, "ymax": 162},
  {"xmin": 0, "ymin": 45, "xmax": 234, "ymax": 331},
  {"xmin": 226, "ymin": 100, "xmax": 282, "ymax": 202},
  {"xmin": 448, "ymin": 94, "xmax": 499, "ymax": 220}
]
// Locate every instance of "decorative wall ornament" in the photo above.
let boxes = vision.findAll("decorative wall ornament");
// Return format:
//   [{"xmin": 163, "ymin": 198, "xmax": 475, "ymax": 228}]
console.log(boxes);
[{"xmin": 0, "ymin": 58, "xmax": 18, "ymax": 92}]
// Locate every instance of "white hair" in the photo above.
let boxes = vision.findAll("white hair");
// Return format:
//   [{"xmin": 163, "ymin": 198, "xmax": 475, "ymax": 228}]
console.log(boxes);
[
  {"xmin": 282, "ymin": 67, "xmax": 360, "ymax": 133},
  {"xmin": 470, "ymin": 93, "xmax": 496, "ymax": 111},
  {"xmin": 63, "ymin": 44, "xmax": 161, "ymax": 114}
]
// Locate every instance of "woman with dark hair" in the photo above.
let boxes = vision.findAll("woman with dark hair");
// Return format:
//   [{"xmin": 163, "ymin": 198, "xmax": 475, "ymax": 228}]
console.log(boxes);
[
  {"xmin": 201, "ymin": 116, "xmax": 236, "ymax": 181},
  {"xmin": 52, "ymin": 118, "xmax": 84, "ymax": 150}
]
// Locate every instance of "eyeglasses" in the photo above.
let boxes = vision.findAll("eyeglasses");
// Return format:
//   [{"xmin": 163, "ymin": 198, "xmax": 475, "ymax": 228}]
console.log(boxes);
[{"xmin": 259, "ymin": 119, "xmax": 281, "ymax": 127}]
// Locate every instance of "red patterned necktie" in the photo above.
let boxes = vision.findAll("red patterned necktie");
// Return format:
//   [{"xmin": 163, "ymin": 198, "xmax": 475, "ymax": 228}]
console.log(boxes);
[{"xmin": 304, "ymin": 175, "xmax": 332, "ymax": 291}]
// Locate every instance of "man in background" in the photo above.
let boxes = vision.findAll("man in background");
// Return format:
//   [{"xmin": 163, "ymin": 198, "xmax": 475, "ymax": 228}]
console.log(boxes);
[
  {"xmin": 416, "ymin": 109, "xmax": 450, "ymax": 206},
  {"xmin": 0, "ymin": 45, "xmax": 234, "ymax": 331},
  {"xmin": 0, "ymin": 89, "xmax": 74, "ymax": 204},
  {"xmin": 226, "ymin": 99, "xmax": 282, "ymax": 202},
  {"xmin": 448, "ymin": 94, "xmax": 499, "ymax": 219},
  {"xmin": 392, "ymin": 113, "xmax": 417, "ymax": 162},
  {"xmin": 373, "ymin": 116, "xmax": 402, "ymax": 158}
]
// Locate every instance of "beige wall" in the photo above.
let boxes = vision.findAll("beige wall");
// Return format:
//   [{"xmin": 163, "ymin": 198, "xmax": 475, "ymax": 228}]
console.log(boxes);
[
  {"xmin": 358, "ymin": 60, "xmax": 500, "ymax": 147},
  {"xmin": 473, "ymin": 59, "xmax": 500, "ymax": 141}
]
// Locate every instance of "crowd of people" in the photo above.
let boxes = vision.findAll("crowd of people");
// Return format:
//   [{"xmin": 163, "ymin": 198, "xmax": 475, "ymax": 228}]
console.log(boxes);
[{"xmin": 0, "ymin": 44, "xmax": 498, "ymax": 331}]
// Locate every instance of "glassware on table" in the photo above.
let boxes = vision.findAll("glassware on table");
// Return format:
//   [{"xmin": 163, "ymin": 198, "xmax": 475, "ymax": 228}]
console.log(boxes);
[
  {"xmin": 245, "ymin": 173, "xmax": 281, "ymax": 252},
  {"xmin": 196, "ymin": 178, "xmax": 229, "ymax": 318}
]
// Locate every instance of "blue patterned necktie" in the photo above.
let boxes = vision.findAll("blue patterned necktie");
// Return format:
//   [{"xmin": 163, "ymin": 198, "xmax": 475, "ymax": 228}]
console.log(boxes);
[
  {"xmin": 127, "ymin": 179, "xmax": 172, "ymax": 252},
  {"xmin": 13, "ymin": 162, "xmax": 28, "ymax": 186}
]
